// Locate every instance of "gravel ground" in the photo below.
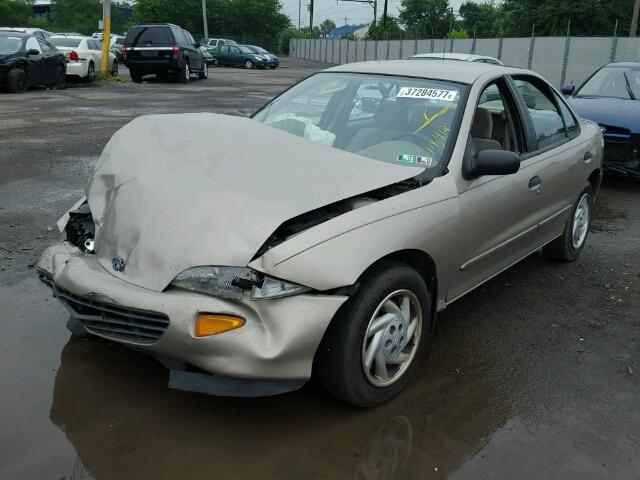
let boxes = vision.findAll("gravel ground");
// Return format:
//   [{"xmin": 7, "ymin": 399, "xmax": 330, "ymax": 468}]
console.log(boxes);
[{"xmin": 0, "ymin": 58, "xmax": 638, "ymax": 480}]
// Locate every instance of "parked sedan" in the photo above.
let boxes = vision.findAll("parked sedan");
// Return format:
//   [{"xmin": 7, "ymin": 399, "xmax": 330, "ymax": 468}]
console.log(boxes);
[
  {"xmin": 38, "ymin": 61, "xmax": 602, "ymax": 407},
  {"xmin": 0, "ymin": 30, "xmax": 66, "ymax": 92},
  {"xmin": 243, "ymin": 45, "xmax": 279, "ymax": 68},
  {"xmin": 49, "ymin": 35, "xmax": 118, "ymax": 81},
  {"xmin": 563, "ymin": 62, "xmax": 640, "ymax": 180},
  {"xmin": 211, "ymin": 44, "xmax": 268, "ymax": 69}
]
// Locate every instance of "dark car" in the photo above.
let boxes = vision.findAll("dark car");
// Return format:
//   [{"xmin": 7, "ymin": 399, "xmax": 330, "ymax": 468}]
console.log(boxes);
[
  {"xmin": 243, "ymin": 45, "xmax": 279, "ymax": 69},
  {"xmin": 0, "ymin": 30, "xmax": 66, "ymax": 93},
  {"xmin": 210, "ymin": 44, "xmax": 268, "ymax": 69},
  {"xmin": 563, "ymin": 62, "xmax": 640, "ymax": 179},
  {"xmin": 123, "ymin": 23, "xmax": 207, "ymax": 83}
]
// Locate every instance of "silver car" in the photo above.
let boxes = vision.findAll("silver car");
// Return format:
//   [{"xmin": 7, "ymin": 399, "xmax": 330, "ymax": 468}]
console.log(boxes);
[{"xmin": 38, "ymin": 61, "xmax": 603, "ymax": 406}]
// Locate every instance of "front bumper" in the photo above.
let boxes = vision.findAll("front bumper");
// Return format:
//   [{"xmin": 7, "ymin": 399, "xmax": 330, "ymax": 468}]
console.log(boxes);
[
  {"xmin": 601, "ymin": 129, "xmax": 640, "ymax": 179},
  {"xmin": 37, "ymin": 242, "xmax": 347, "ymax": 390}
]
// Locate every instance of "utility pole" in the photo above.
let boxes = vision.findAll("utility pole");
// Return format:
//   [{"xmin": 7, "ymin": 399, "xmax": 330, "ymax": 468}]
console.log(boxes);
[
  {"xmin": 382, "ymin": 0, "xmax": 388, "ymax": 29},
  {"xmin": 631, "ymin": 0, "xmax": 640, "ymax": 37},
  {"xmin": 309, "ymin": 0, "xmax": 314, "ymax": 37},
  {"xmin": 298, "ymin": 0, "xmax": 301, "ymax": 29},
  {"xmin": 100, "ymin": 0, "xmax": 111, "ymax": 75},
  {"xmin": 202, "ymin": 0, "xmax": 208, "ymax": 39}
]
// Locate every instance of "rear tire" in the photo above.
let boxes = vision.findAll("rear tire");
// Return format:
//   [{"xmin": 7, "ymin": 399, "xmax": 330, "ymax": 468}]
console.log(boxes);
[
  {"xmin": 543, "ymin": 185, "xmax": 593, "ymax": 261},
  {"xmin": 244, "ymin": 59, "xmax": 254, "ymax": 69},
  {"xmin": 178, "ymin": 61, "xmax": 190, "ymax": 83},
  {"xmin": 198, "ymin": 63, "xmax": 208, "ymax": 79},
  {"xmin": 130, "ymin": 69, "xmax": 143, "ymax": 83},
  {"xmin": 7, "ymin": 68, "xmax": 26, "ymax": 93},
  {"xmin": 111, "ymin": 59, "xmax": 118, "ymax": 77},
  {"xmin": 85, "ymin": 61, "xmax": 95, "ymax": 82},
  {"xmin": 315, "ymin": 260, "xmax": 431, "ymax": 407}
]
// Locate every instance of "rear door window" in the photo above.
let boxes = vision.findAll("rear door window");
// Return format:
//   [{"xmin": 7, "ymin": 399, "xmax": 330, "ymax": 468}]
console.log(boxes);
[
  {"xmin": 511, "ymin": 77, "xmax": 568, "ymax": 150},
  {"xmin": 126, "ymin": 26, "xmax": 173, "ymax": 47}
]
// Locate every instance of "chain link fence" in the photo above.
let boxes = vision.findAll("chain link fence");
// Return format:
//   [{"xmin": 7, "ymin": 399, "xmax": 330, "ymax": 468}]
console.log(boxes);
[{"xmin": 290, "ymin": 36, "xmax": 640, "ymax": 87}]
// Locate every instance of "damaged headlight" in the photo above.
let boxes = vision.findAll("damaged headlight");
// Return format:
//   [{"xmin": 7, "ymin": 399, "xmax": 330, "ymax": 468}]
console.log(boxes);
[
  {"xmin": 251, "ymin": 277, "xmax": 311, "ymax": 300},
  {"xmin": 171, "ymin": 266, "xmax": 260, "ymax": 299},
  {"xmin": 171, "ymin": 266, "xmax": 311, "ymax": 300}
]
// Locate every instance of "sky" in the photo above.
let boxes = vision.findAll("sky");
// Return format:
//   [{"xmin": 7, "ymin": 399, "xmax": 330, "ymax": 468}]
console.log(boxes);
[{"xmin": 280, "ymin": 0, "xmax": 466, "ymax": 28}]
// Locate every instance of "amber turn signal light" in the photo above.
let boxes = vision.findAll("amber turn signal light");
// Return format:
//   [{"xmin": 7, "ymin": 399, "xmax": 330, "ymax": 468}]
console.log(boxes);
[{"xmin": 195, "ymin": 314, "xmax": 245, "ymax": 337}]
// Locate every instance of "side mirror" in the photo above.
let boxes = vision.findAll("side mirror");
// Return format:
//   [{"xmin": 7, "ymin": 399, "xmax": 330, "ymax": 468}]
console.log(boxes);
[
  {"xmin": 26, "ymin": 49, "xmax": 40, "ymax": 56},
  {"xmin": 561, "ymin": 84, "xmax": 575, "ymax": 96},
  {"xmin": 466, "ymin": 149, "xmax": 520, "ymax": 179}
]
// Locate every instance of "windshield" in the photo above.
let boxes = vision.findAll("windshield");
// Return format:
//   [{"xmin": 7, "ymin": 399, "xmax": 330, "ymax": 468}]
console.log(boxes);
[
  {"xmin": 578, "ymin": 66, "xmax": 640, "ymax": 100},
  {"xmin": 247, "ymin": 45, "xmax": 267, "ymax": 54},
  {"xmin": 239, "ymin": 46, "xmax": 254, "ymax": 54},
  {"xmin": 50, "ymin": 37, "xmax": 81, "ymax": 48},
  {"xmin": 253, "ymin": 73, "xmax": 466, "ymax": 175},
  {"xmin": 0, "ymin": 35, "xmax": 22, "ymax": 55}
]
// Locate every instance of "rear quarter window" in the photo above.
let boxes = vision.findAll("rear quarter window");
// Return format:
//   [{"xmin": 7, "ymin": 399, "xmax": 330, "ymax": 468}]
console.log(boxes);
[{"xmin": 126, "ymin": 27, "xmax": 173, "ymax": 46}]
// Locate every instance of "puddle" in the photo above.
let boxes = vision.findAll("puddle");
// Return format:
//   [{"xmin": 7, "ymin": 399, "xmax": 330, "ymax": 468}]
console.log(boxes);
[{"xmin": 0, "ymin": 278, "xmax": 509, "ymax": 480}]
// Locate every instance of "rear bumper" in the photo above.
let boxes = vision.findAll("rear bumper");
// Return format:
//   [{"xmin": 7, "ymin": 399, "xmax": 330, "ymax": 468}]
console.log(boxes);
[
  {"xmin": 124, "ymin": 58, "xmax": 184, "ymax": 72},
  {"xmin": 65, "ymin": 61, "xmax": 88, "ymax": 78},
  {"xmin": 37, "ymin": 242, "xmax": 347, "ymax": 388}
]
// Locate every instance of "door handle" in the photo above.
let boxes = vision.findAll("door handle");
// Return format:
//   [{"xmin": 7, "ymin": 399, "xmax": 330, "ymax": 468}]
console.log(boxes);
[
  {"xmin": 528, "ymin": 175, "xmax": 542, "ymax": 192},
  {"xmin": 583, "ymin": 151, "xmax": 593, "ymax": 163}
]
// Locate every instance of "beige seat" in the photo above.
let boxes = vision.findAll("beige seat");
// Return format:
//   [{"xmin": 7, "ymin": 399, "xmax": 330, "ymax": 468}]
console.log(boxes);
[
  {"xmin": 347, "ymin": 100, "xmax": 405, "ymax": 152},
  {"xmin": 472, "ymin": 108, "xmax": 503, "ymax": 152}
]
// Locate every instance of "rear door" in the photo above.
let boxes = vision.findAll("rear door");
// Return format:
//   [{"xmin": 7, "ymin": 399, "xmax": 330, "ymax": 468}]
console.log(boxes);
[
  {"xmin": 508, "ymin": 75, "xmax": 591, "ymax": 243},
  {"xmin": 125, "ymin": 26, "xmax": 173, "ymax": 64},
  {"xmin": 217, "ymin": 45, "xmax": 231, "ymax": 65}
]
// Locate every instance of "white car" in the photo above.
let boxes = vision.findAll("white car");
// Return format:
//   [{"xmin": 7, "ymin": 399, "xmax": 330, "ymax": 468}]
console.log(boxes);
[
  {"xmin": 410, "ymin": 53, "xmax": 504, "ymax": 65},
  {"xmin": 49, "ymin": 36, "xmax": 118, "ymax": 81}
]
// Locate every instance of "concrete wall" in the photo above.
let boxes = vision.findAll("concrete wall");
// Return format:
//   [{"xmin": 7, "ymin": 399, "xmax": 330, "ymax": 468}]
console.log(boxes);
[{"xmin": 290, "ymin": 36, "xmax": 640, "ymax": 87}]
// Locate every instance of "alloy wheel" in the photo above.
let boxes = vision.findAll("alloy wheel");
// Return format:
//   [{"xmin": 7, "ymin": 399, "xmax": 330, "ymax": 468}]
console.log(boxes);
[
  {"xmin": 245, "ymin": 60, "xmax": 253, "ymax": 69},
  {"xmin": 361, "ymin": 290, "xmax": 422, "ymax": 387},
  {"xmin": 572, "ymin": 193, "xmax": 590, "ymax": 249}
]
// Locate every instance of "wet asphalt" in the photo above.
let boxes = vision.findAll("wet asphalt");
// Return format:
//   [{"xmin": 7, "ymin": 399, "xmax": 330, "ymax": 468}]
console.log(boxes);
[{"xmin": 0, "ymin": 58, "xmax": 639, "ymax": 480}]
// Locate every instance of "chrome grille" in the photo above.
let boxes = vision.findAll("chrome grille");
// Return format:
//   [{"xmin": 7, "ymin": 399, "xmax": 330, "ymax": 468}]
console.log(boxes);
[{"xmin": 48, "ymin": 281, "xmax": 169, "ymax": 344}]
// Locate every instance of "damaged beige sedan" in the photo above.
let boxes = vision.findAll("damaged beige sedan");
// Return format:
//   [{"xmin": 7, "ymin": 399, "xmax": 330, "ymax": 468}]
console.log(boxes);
[{"xmin": 38, "ymin": 61, "xmax": 603, "ymax": 406}]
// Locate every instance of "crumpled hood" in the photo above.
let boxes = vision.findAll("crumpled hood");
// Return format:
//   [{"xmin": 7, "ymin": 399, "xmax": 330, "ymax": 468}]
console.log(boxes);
[
  {"xmin": 88, "ymin": 113, "xmax": 422, "ymax": 292},
  {"xmin": 568, "ymin": 97, "xmax": 640, "ymax": 133}
]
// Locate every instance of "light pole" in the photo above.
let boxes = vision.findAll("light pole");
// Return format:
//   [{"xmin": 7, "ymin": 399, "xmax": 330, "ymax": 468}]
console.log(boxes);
[
  {"xmin": 202, "ymin": 0, "xmax": 209, "ymax": 39},
  {"xmin": 100, "ymin": 0, "xmax": 111, "ymax": 75},
  {"xmin": 631, "ymin": 0, "xmax": 640, "ymax": 37}
]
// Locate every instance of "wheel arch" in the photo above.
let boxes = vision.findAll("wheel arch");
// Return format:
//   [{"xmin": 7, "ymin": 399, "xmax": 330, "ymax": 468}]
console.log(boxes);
[{"xmin": 587, "ymin": 168, "xmax": 602, "ymax": 196}]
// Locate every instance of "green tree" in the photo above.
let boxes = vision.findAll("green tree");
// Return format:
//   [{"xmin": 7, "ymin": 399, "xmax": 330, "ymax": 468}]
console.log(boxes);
[
  {"xmin": 446, "ymin": 27, "xmax": 468, "ymax": 39},
  {"xmin": 399, "ymin": 0, "xmax": 451, "ymax": 38},
  {"xmin": 458, "ymin": 1, "xmax": 502, "ymax": 37},
  {"xmin": 0, "ymin": 0, "xmax": 32, "ymax": 27},
  {"xmin": 366, "ymin": 16, "xmax": 404, "ymax": 40},
  {"xmin": 319, "ymin": 19, "xmax": 336, "ymax": 36},
  {"xmin": 51, "ymin": 0, "xmax": 102, "ymax": 34},
  {"xmin": 499, "ymin": 0, "xmax": 635, "ymax": 37}
]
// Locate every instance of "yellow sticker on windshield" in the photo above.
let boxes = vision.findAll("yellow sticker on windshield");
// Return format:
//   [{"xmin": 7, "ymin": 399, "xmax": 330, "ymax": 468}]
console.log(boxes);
[{"xmin": 414, "ymin": 105, "xmax": 451, "ymax": 134}]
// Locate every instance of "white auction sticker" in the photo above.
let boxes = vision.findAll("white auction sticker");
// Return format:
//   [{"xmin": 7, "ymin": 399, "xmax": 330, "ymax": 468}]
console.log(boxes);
[{"xmin": 397, "ymin": 87, "xmax": 457, "ymax": 101}]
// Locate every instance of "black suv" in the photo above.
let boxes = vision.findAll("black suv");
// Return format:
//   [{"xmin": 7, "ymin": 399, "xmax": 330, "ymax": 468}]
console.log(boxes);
[{"xmin": 124, "ymin": 23, "xmax": 207, "ymax": 83}]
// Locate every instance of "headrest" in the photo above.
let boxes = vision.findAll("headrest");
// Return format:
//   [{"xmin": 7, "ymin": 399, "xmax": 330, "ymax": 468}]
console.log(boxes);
[
  {"xmin": 374, "ymin": 100, "xmax": 403, "ymax": 130},
  {"xmin": 471, "ymin": 107, "xmax": 493, "ymax": 139}
]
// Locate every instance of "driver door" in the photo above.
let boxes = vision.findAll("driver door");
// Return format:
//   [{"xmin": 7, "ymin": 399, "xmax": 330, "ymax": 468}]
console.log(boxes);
[
  {"xmin": 447, "ymin": 78, "xmax": 543, "ymax": 303},
  {"xmin": 24, "ymin": 37, "xmax": 44, "ymax": 85}
]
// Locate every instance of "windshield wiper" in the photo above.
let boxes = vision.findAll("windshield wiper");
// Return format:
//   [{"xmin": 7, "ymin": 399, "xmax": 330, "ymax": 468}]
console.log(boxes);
[{"xmin": 623, "ymin": 72, "xmax": 637, "ymax": 100}]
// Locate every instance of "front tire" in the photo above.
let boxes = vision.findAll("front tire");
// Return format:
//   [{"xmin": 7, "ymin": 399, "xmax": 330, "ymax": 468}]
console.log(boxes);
[
  {"xmin": 52, "ymin": 65, "xmax": 66, "ymax": 89},
  {"xmin": 543, "ymin": 185, "xmax": 593, "ymax": 261},
  {"xmin": 7, "ymin": 68, "xmax": 26, "ymax": 93},
  {"xmin": 315, "ymin": 260, "xmax": 431, "ymax": 407},
  {"xmin": 244, "ymin": 59, "xmax": 254, "ymax": 69},
  {"xmin": 130, "ymin": 69, "xmax": 143, "ymax": 83}
]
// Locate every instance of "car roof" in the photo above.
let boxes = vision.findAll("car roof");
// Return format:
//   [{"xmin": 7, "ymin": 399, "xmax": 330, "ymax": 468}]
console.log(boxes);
[
  {"xmin": 605, "ymin": 62, "xmax": 640, "ymax": 68},
  {"xmin": 411, "ymin": 52, "xmax": 502, "ymax": 63},
  {"xmin": 0, "ymin": 30, "xmax": 27, "ymax": 36},
  {"xmin": 326, "ymin": 60, "xmax": 522, "ymax": 85},
  {"xmin": 50, "ymin": 35, "xmax": 87, "ymax": 40}
]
